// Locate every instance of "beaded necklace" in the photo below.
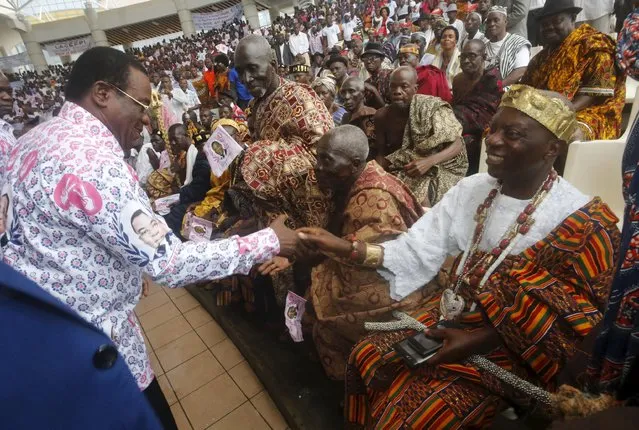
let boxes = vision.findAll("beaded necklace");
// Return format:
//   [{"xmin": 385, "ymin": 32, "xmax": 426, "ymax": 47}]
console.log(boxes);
[{"xmin": 440, "ymin": 170, "xmax": 558, "ymax": 320}]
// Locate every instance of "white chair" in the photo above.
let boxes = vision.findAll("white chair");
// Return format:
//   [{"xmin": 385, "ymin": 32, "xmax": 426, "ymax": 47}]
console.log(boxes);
[
  {"xmin": 530, "ymin": 46, "xmax": 543, "ymax": 59},
  {"xmin": 627, "ymin": 77, "xmax": 638, "ymax": 104},
  {"xmin": 562, "ymin": 89, "xmax": 639, "ymax": 222}
]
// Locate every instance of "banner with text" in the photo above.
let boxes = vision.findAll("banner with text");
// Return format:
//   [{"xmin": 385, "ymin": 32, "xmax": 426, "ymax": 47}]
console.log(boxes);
[
  {"xmin": 44, "ymin": 35, "xmax": 93, "ymax": 57},
  {"xmin": 0, "ymin": 52, "xmax": 31, "ymax": 69},
  {"xmin": 192, "ymin": 5, "xmax": 243, "ymax": 31}
]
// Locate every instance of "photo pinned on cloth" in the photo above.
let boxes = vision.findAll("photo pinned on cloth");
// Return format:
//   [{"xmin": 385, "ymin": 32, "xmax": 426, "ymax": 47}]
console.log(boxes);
[
  {"xmin": 153, "ymin": 194, "xmax": 180, "ymax": 216},
  {"xmin": 0, "ymin": 183, "xmax": 13, "ymax": 246},
  {"xmin": 119, "ymin": 201, "xmax": 171, "ymax": 260},
  {"xmin": 285, "ymin": 291, "xmax": 307, "ymax": 342},
  {"xmin": 182, "ymin": 212, "xmax": 214, "ymax": 242},
  {"xmin": 203, "ymin": 124, "xmax": 243, "ymax": 177}
]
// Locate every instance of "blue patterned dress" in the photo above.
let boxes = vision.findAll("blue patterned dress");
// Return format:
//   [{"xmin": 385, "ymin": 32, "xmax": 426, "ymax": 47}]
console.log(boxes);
[{"xmin": 588, "ymin": 8, "xmax": 639, "ymax": 402}]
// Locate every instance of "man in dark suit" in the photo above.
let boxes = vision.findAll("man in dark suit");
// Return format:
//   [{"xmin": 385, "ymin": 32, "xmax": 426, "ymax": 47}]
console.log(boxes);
[
  {"xmin": 0, "ymin": 262, "xmax": 163, "ymax": 429},
  {"xmin": 272, "ymin": 32, "xmax": 294, "ymax": 66}
]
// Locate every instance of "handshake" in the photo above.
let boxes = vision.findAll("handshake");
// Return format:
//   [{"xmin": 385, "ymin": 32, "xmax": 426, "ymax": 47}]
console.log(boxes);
[{"xmin": 260, "ymin": 215, "xmax": 355, "ymax": 275}]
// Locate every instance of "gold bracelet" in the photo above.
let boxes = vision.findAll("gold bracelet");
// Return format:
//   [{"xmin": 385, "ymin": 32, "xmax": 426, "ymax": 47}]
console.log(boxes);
[{"xmin": 362, "ymin": 244, "xmax": 384, "ymax": 268}]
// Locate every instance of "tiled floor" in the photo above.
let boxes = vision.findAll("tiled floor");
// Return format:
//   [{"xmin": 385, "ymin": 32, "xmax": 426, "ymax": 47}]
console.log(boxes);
[{"xmin": 135, "ymin": 283, "xmax": 289, "ymax": 430}]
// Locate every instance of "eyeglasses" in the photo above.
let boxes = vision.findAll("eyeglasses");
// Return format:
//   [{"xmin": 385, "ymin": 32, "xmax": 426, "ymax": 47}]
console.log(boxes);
[
  {"xmin": 105, "ymin": 82, "xmax": 151, "ymax": 115},
  {"xmin": 460, "ymin": 53, "xmax": 481, "ymax": 60}
]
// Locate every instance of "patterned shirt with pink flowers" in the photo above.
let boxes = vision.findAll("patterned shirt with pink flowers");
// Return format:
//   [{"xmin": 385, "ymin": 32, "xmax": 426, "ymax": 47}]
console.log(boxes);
[{"xmin": 2, "ymin": 102, "xmax": 280, "ymax": 390}]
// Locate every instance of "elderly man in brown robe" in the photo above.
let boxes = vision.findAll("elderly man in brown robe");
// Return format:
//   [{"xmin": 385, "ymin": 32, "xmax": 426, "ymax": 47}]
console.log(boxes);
[
  {"xmin": 310, "ymin": 125, "xmax": 433, "ymax": 380},
  {"xmin": 236, "ymin": 35, "xmax": 334, "ymax": 230}
]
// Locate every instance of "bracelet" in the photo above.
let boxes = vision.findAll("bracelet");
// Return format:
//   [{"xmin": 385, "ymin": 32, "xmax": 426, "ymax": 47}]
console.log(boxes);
[
  {"xmin": 349, "ymin": 240, "xmax": 361, "ymax": 261},
  {"xmin": 362, "ymin": 244, "xmax": 384, "ymax": 268}
]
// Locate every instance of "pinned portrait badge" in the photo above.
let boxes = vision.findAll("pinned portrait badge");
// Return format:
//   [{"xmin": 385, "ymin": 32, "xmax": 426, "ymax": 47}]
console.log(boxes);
[
  {"xmin": 203, "ymin": 125, "xmax": 244, "ymax": 178},
  {"xmin": 284, "ymin": 291, "xmax": 307, "ymax": 343},
  {"xmin": 183, "ymin": 212, "xmax": 214, "ymax": 242},
  {"xmin": 153, "ymin": 194, "xmax": 180, "ymax": 216}
]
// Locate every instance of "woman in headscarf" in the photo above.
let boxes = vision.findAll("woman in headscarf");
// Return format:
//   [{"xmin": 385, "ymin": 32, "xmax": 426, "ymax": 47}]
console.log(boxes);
[{"xmin": 311, "ymin": 76, "xmax": 347, "ymax": 126}]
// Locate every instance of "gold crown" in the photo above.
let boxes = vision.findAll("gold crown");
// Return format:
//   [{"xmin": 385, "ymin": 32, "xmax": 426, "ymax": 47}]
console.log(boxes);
[
  {"xmin": 399, "ymin": 44, "xmax": 420, "ymax": 56},
  {"xmin": 500, "ymin": 85, "xmax": 576, "ymax": 142}
]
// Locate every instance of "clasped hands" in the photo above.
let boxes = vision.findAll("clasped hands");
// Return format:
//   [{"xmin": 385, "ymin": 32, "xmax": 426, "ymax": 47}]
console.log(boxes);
[
  {"xmin": 267, "ymin": 216, "xmax": 501, "ymax": 364},
  {"xmin": 404, "ymin": 156, "xmax": 435, "ymax": 178},
  {"xmin": 260, "ymin": 216, "xmax": 353, "ymax": 276}
]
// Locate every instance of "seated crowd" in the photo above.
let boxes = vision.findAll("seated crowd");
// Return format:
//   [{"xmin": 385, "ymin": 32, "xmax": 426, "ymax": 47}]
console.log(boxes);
[{"xmin": 2, "ymin": 1, "xmax": 638, "ymax": 429}]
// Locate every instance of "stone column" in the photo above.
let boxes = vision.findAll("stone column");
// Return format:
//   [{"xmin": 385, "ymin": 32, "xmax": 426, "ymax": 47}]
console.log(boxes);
[
  {"xmin": 84, "ymin": 3, "xmax": 109, "ymax": 47},
  {"xmin": 241, "ymin": 0, "xmax": 260, "ymax": 30},
  {"xmin": 269, "ymin": 6, "xmax": 280, "ymax": 23},
  {"xmin": 10, "ymin": 18, "xmax": 48, "ymax": 72},
  {"xmin": 22, "ymin": 34, "xmax": 48, "ymax": 72},
  {"xmin": 173, "ymin": 0, "xmax": 195, "ymax": 38}
]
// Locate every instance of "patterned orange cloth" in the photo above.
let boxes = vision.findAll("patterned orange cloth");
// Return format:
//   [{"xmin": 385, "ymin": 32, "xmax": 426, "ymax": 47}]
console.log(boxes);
[
  {"xmin": 203, "ymin": 70, "xmax": 216, "ymax": 99},
  {"xmin": 345, "ymin": 199, "xmax": 620, "ymax": 428},
  {"xmin": 241, "ymin": 79, "xmax": 334, "ymax": 229},
  {"xmin": 192, "ymin": 78, "xmax": 213, "ymax": 108},
  {"xmin": 215, "ymin": 70, "xmax": 230, "ymax": 96},
  {"xmin": 521, "ymin": 24, "xmax": 626, "ymax": 140},
  {"xmin": 311, "ymin": 161, "xmax": 430, "ymax": 380},
  {"xmin": 456, "ymin": 1, "xmax": 471, "ymax": 20}
]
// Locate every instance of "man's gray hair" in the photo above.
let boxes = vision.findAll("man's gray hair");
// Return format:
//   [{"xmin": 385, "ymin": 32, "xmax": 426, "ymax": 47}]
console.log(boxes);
[{"xmin": 322, "ymin": 125, "xmax": 369, "ymax": 162}]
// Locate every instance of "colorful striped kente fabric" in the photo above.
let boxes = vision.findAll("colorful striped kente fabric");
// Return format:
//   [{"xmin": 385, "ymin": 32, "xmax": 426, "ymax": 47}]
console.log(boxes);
[{"xmin": 344, "ymin": 199, "xmax": 620, "ymax": 429}]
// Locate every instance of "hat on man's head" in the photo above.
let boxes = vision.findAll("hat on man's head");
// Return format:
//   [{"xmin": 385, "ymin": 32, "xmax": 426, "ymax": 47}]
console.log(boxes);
[
  {"xmin": 361, "ymin": 42, "xmax": 386, "ymax": 58},
  {"xmin": 500, "ymin": 85, "xmax": 576, "ymax": 142},
  {"xmin": 413, "ymin": 12, "xmax": 431, "ymax": 25},
  {"xmin": 538, "ymin": 0, "xmax": 582, "ymax": 19},
  {"xmin": 289, "ymin": 63, "xmax": 310, "ymax": 74},
  {"xmin": 447, "ymin": 4, "xmax": 457, "ymax": 13},
  {"xmin": 487, "ymin": 5, "xmax": 508, "ymax": 17}
]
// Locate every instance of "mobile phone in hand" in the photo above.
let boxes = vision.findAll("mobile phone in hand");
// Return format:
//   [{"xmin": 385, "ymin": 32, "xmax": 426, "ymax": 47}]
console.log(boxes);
[{"xmin": 393, "ymin": 332, "xmax": 443, "ymax": 369}]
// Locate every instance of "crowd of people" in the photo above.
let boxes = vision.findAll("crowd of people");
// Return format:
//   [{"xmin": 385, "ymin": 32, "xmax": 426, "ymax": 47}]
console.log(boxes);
[{"xmin": 2, "ymin": 0, "xmax": 639, "ymax": 429}]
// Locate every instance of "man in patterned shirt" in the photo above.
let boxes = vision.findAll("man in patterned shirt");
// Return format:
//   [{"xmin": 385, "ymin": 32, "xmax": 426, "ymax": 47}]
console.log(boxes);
[
  {"xmin": 2, "ymin": 47, "xmax": 298, "ymax": 429},
  {"xmin": 0, "ymin": 71, "xmax": 15, "ymax": 254},
  {"xmin": 0, "ymin": 71, "xmax": 15, "ymax": 183}
]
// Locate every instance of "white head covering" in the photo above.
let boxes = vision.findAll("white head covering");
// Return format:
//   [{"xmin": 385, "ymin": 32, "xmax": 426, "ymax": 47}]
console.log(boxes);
[
  {"xmin": 311, "ymin": 76, "xmax": 337, "ymax": 95},
  {"xmin": 488, "ymin": 5, "xmax": 508, "ymax": 17}
]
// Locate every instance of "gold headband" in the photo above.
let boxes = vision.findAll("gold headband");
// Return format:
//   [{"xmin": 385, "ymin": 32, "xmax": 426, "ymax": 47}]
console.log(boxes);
[
  {"xmin": 212, "ymin": 118, "xmax": 240, "ymax": 132},
  {"xmin": 500, "ymin": 85, "xmax": 576, "ymax": 142},
  {"xmin": 399, "ymin": 44, "xmax": 420, "ymax": 56}
]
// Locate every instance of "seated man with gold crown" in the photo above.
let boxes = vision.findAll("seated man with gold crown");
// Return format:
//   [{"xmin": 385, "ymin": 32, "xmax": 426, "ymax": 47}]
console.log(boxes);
[{"xmin": 297, "ymin": 85, "xmax": 620, "ymax": 429}]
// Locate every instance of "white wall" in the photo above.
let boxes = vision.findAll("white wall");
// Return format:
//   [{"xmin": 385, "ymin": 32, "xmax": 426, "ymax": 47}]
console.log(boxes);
[
  {"xmin": 28, "ymin": 0, "xmax": 234, "ymax": 44},
  {"xmin": 130, "ymin": 31, "xmax": 184, "ymax": 48},
  {"xmin": 29, "ymin": 16, "xmax": 91, "ymax": 42}
]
